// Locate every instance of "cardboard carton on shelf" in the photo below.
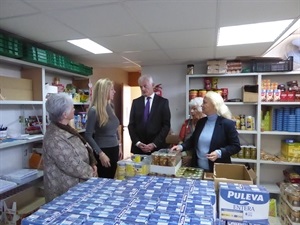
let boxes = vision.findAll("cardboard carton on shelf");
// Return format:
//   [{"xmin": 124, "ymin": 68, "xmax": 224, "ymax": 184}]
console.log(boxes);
[
  {"xmin": 242, "ymin": 85, "xmax": 258, "ymax": 103},
  {"xmin": 0, "ymin": 76, "xmax": 33, "ymax": 101}
]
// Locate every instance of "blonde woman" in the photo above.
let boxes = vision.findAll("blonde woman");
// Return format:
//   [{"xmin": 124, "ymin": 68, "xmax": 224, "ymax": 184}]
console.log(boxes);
[
  {"xmin": 172, "ymin": 91, "xmax": 240, "ymax": 172},
  {"xmin": 85, "ymin": 78, "xmax": 122, "ymax": 178}
]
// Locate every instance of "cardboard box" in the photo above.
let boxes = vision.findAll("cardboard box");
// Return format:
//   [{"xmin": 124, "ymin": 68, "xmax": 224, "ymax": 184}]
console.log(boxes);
[
  {"xmin": 242, "ymin": 85, "xmax": 258, "ymax": 103},
  {"xmin": 3, "ymin": 186, "xmax": 44, "ymax": 225},
  {"xmin": 219, "ymin": 182, "xmax": 269, "ymax": 224},
  {"xmin": 213, "ymin": 163, "xmax": 256, "ymax": 190},
  {"xmin": 150, "ymin": 160, "xmax": 182, "ymax": 175},
  {"xmin": 0, "ymin": 76, "xmax": 33, "ymax": 101}
]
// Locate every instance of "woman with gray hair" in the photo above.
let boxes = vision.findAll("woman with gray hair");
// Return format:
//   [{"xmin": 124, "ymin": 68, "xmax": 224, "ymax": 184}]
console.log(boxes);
[
  {"xmin": 172, "ymin": 91, "xmax": 240, "ymax": 172},
  {"xmin": 43, "ymin": 93, "xmax": 97, "ymax": 203},
  {"xmin": 179, "ymin": 97, "xmax": 205, "ymax": 142}
]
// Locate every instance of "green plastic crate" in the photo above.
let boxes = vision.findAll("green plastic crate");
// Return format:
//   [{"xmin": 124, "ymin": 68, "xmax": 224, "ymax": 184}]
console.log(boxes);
[{"xmin": 0, "ymin": 33, "xmax": 23, "ymax": 58}]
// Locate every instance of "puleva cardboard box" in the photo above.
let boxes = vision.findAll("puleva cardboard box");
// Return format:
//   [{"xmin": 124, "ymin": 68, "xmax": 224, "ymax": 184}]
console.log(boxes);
[
  {"xmin": 219, "ymin": 182, "xmax": 269, "ymax": 224},
  {"xmin": 213, "ymin": 163, "xmax": 256, "ymax": 190}
]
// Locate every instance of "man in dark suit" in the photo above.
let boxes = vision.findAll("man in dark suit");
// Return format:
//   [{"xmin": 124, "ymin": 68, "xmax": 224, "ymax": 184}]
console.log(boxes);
[{"xmin": 128, "ymin": 75, "xmax": 171, "ymax": 155}]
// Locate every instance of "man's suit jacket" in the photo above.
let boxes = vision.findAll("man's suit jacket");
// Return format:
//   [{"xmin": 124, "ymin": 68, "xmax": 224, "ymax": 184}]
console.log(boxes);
[
  {"xmin": 128, "ymin": 94, "xmax": 171, "ymax": 154},
  {"xmin": 182, "ymin": 116, "xmax": 241, "ymax": 172}
]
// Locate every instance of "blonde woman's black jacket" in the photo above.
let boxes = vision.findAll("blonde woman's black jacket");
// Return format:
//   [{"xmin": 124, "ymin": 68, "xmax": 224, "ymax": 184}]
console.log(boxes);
[{"xmin": 182, "ymin": 116, "xmax": 241, "ymax": 172}]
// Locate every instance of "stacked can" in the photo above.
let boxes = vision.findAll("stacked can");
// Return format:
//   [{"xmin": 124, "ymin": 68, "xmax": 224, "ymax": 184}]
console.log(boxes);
[{"xmin": 116, "ymin": 161, "xmax": 126, "ymax": 180}]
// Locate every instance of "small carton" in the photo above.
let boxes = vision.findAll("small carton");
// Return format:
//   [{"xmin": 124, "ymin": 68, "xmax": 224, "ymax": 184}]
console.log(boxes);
[
  {"xmin": 213, "ymin": 163, "xmax": 256, "ymax": 190},
  {"xmin": 150, "ymin": 160, "xmax": 182, "ymax": 175},
  {"xmin": 242, "ymin": 85, "xmax": 258, "ymax": 103}
]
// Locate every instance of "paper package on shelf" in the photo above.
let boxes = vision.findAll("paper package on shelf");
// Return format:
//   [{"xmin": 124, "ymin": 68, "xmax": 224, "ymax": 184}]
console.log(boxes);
[
  {"xmin": 2, "ymin": 169, "xmax": 38, "ymax": 184},
  {"xmin": 0, "ymin": 179, "xmax": 17, "ymax": 194}
]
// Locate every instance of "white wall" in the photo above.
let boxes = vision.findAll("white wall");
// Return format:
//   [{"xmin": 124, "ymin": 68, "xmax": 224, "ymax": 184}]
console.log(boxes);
[{"xmin": 142, "ymin": 63, "xmax": 206, "ymax": 134}]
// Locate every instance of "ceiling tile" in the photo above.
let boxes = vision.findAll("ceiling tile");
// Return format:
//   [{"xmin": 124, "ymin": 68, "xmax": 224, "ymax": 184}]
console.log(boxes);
[
  {"xmin": 0, "ymin": 14, "xmax": 83, "ymax": 42},
  {"xmin": 0, "ymin": 0, "xmax": 38, "ymax": 19},
  {"xmin": 165, "ymin": 47, "xmax": 215, "ymax": 61},
  {"xmin": 125, "ymin": 0, "xmax": 218, "ymax": 32},
  {"xmin": 218, "ymin": 0, "xmax": 300, "ymax": 26},
  {"xmin": 93, "ymin": 34, "xmax": 160, "ymax": 53},
  {"xmin": 49, "ymin": 4, "xmax": 144, "ymax": 37},
  {"xmin": 23, "ymin": 0, "xmax": 122, "ymax": 11},
  {"xmin": 151, "ymin": 29, "xmax": 216, "ymax": 49}
]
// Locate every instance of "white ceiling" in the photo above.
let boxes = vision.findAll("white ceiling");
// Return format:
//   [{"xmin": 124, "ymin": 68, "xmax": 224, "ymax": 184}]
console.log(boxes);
[{"xmin": 0, "ymin": 0, "xmax": 299, "ymax": 72}]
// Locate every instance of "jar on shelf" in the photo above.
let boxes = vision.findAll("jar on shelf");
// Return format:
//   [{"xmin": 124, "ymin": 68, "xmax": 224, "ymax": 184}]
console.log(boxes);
[{"xmin": 187, "ymin": 64, "xmax": 194, "ymax": 75}]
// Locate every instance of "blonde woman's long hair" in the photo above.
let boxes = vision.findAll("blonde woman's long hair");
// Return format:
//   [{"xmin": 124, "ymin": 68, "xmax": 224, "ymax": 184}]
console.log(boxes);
[
  {"xmin": 205, "ymin": 91, "xmax": 232, "ymax": 119},
  {"xmin": 90, "ymin": 78, "xmax": 114, "ymax": 127}
]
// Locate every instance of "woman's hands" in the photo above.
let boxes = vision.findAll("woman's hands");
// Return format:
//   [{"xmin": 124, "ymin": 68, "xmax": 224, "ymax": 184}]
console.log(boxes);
[
  {"xmin": 206, "ymin": 151, "xmax": 218, "ymax": 162},
  {"xmin": 99, "ymin": 152, "xmax": 111, "ymax": 167},
  {"xmin": 92, "ymin": 165, "xmax": 98, "ymax": 177},
  {"xmin": 170, "ymin": 145, "xmax": 183, "ymax": 152},
  {"xmin": 119, "ymin": 144, "xmax": 123, "ymax": 160}
]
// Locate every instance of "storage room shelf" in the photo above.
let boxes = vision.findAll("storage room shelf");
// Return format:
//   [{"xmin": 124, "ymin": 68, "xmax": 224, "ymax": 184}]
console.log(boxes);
[
  {"xmin": 0, "ymin": 134, "xmax": 43, "ymax": 150},
  {"xmin": 0, "ymin": 55, "xmax": 89, "ymax": 79},
  {"xmin": 261, "ymin": 160, "xmax": 300, "ymax": 166},
  {"xmin": 261, "ymin": 102, "xmax": 300, "ymax": 106},
  {"xmin": 237, "ymin": 130, "xmax": 258, "ymax": 134},
  {"xmin": 186, "ymin": 71, "xmax": 300, "ymax": 191},
  {"xmin": 187, "ymin": 73, "xmax": 259, "ymax": 78},
  {"xmin": 0, "ymin": 100, "xmax": 43, "ymax": 105},
  {"xmin": 262, "ymin": 183, "xmax": 280, "ymax": 194},
  {"xmin": 0, "ymin": 170, "xmax": 43, "ymax": 199},
  {"xmin": 261, "ymin": 131, "xmax": 300, "ymax": 135},
  {"xmin": 232, "ymin": 158, "xmax": 257, "ymax": 163}
]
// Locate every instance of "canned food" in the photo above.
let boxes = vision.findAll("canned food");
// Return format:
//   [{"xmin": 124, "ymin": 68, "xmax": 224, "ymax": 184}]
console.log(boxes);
[
  {"xmin": 134, "ymin": 163, "xmax": 143, "ymax": 175},
  {"xmin": 189, "ymin": 89, "xmax": 198, "ymax": 100},
  {"xmin": 250, "ymin": 146, "xmax": 257, "ymax": 159},
  {"xmin": 117, "ymin": 161, "xmax": 126, "ymax": 175},
  {"xmin": 187, "ymin": 64, "xmax": 194, "ymax": 75},
  {"xmin": 246, "ymin": 116, "xmax": 253, "ymax": 130},
  {"xmin": 125, "ymin": 162, "xmax": 135, "ymax": 177},
  {"xmin": 159, "ymin": 153, "xmax": 168, "ymax": 166},
  {"xmin": 198, "ymin": 89, "xmax": 207, "ymax": 98},
  {"xmin": 244, "ymin": 146, "xmax": 251, "ymax": 159},
  {"xmin": 238, "ymin": 146, "xmax": 245, "ymax": 158}
]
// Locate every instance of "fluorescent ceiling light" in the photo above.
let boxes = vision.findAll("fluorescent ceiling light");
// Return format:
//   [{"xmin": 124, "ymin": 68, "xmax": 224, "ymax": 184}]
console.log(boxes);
[
  {"xmin": 217, "ymin": 19, "xmax": 293, "ymax": 46},
  {"xmin": 67, "ymin": 38, "xmax": 112, "ymax": 54},
  {"xmin": 264, "ymin": 18, "xmax": 300, "ymax": 55}
]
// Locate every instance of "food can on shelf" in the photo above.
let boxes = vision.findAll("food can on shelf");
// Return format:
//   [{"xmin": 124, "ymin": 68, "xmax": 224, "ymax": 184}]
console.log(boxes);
[
  {"xmin": 246, "ymin": 116, "xmax": 253, "ymax": 130},
  {"xmin": 213, "ymin": 89, "xmax": 222, "ymax": 96},
  {"xmin": 238, "ymin": 146, "xmax": 245, "ymax": 158},
  {"xmin": 250, "ymin": 146, "xmax": 257, "ymax": 159},
  {"xmin": 189, "ymin": 89, "xmax": 198, "ymax": 100},
  {"xmin": 198, "ymin": 89, "xmax": 207, "ymax": 98},
  {"xmin": 244, "ymin": 146, "xmax": 251, "ymax": 159},
  {"xmin": 187, "ymin": 64, "xmax": 194, "ymax": 75},
  {"xmin": 221, "ymin": 88, "xmax": 228, "ymax": 101},
  {"xmin": 240, "ymin": 115, "xmax": 246, "ymax": 130}
]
